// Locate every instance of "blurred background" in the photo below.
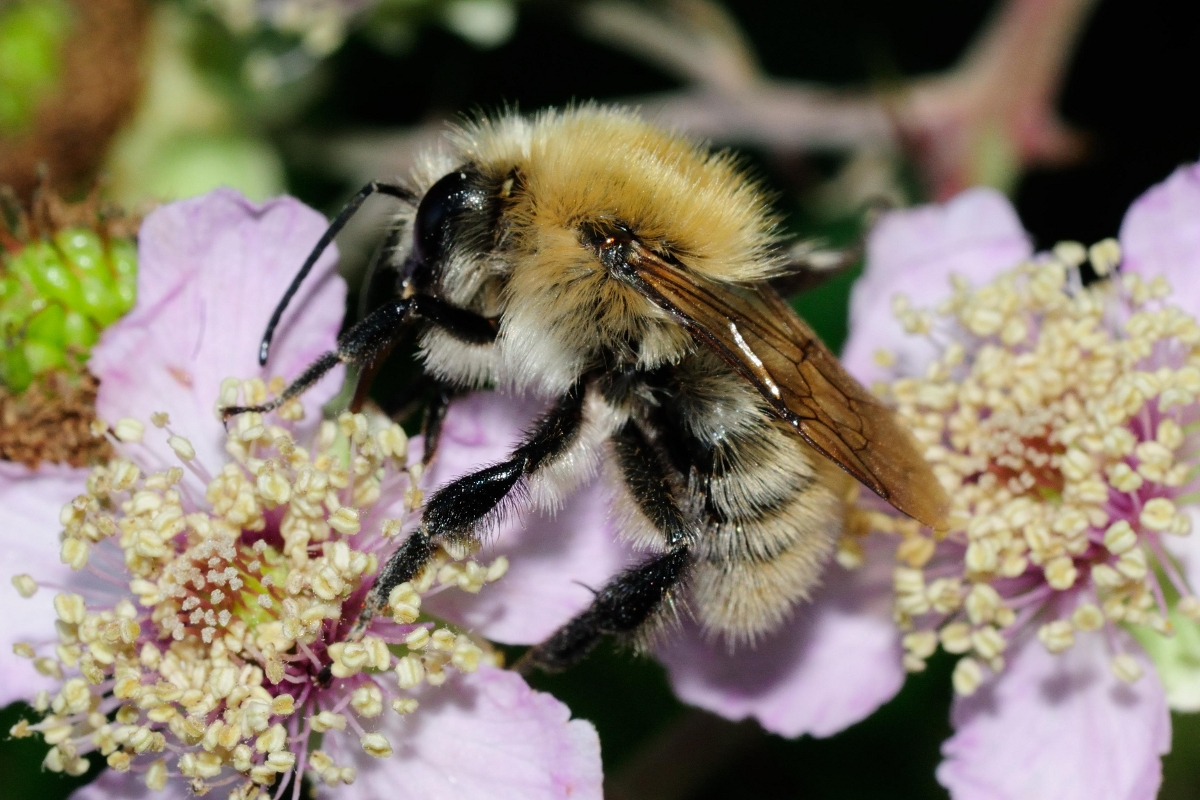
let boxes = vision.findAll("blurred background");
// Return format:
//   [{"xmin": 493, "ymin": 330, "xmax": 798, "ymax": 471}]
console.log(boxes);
[{"xmin": 2, "ymin": 0, "xmax": 1200, "ymax": 797}]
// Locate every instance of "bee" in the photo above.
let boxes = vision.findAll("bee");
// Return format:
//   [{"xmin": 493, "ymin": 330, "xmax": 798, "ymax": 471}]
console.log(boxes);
[{"xmin": 227, "ymin": 105, "xmax": 949, "ymax": 671}]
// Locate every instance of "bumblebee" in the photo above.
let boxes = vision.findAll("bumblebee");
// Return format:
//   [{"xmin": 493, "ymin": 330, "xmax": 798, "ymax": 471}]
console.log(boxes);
[{"xmin": 229, "ymin": 105, "xmax": 948, "ymax": 671}]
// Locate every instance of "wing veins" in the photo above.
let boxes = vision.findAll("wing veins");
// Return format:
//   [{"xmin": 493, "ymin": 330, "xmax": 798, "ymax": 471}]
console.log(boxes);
[{"xmin": 619, "ymin": 240, "xmax": 949, "ymax": 527}]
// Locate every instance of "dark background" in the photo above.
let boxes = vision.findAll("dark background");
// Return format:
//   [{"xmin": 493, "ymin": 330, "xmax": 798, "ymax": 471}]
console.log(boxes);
[{"xmin": 5, "ymin": 0, "xmax": 1200, "ymax": 797}]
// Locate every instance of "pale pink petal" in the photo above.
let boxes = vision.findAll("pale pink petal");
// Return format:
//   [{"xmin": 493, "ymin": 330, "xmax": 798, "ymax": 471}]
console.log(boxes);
[
  {"xmin": 90, "ymin": 189, "xmax": 345, "ymax": 482},
  {"xmin": 424, "ymin": 482, "xmax": 634, "ymax": 644},
  {"xmin": 1120, "ymin": 162, "xmax": 1200, "ymax": 316},
  {"xmin": 656, "ymin": 535, "xmax": 904, "ymax": 738},
  {"xmin": 71, "ymin": 768, "xmax": 190, "ymax": 800},
  {"xmin": 420, "ymin": 393, "xmax": 637, "ymax": 644},
  {"xmin": 324, "ymin": 666, "xmax": 602, "ymax": 800},
  {"xmin": 938, "ymin": 632, "xmax": 1169, "ymax": 800},
  {"xmin": 842, "ymin": 188, "xmax": 1032, "ymax": 385},
  {"xmin": 0, "ymin": 462, "xmax": 90, "ymax": 706}
]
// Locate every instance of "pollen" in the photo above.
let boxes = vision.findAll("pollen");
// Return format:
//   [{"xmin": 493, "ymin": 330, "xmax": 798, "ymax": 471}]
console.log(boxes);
[
  {"xmin": 867, "ymin": 246, "xmax": 1200, "ymax": 694},
  {"xmin": 114, "ymin": 418, "xmax": 145, "ymax": 443},
  {"xmin": 13, "ymin": 381, "xmax": 509, "ymax": 796}
]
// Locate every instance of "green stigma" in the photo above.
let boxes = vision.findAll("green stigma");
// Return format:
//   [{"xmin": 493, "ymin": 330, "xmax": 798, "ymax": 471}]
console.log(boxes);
[{"xmin": 230, "ymin": 544, "xmax": 291, "ymax": 629}]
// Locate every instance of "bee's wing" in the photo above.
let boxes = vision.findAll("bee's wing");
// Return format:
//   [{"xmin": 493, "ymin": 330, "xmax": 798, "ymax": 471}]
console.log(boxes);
[{"xmin": 621, "ymin": 242, "xmax": 949, "ymax": 528}]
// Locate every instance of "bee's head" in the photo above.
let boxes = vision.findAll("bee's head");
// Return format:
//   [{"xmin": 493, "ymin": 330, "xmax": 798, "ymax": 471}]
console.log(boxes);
[{"xmin": 403, "ymin": 167, "xmax": 494, "ymax": 294}]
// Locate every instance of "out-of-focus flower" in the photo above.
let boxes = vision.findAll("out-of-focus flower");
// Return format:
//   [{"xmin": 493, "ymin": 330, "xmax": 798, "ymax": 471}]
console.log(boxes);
[
  {"xmin": 842, "ymin": 170, "xmax": 1200, "ymax": 799},
  {"xmin": 419, "ymin": 392, "xmax": 906, "ymax": 740},
  {"xmin": 205, "ymin": 0, "xmax": 516, "ymax": 60},
  {"xmin": 1, "ymin": 189, "xmax": 602, "ymax": 799},
  {"xmin": 208, "ymin": 0, "xmax": 380, "ymax": 55},
  {"xmin": 104, "ymin": 6, "xmax": 286, "ymax": 206}
]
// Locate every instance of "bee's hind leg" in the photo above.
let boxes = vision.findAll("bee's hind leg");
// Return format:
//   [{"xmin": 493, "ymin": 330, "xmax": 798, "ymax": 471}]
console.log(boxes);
[
  {"xmin": 518, "ymin": 546, "xmax": 691, "ymax": 673},
  {"xmin": 519, "ymin": 420, "xmax": 696, "ymax": 672}
]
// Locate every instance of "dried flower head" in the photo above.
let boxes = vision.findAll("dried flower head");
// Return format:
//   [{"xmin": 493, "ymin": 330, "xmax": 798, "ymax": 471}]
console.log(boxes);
[{"xmin": 0, "ymin": 184, "xmax": 140, "ymax": 467}]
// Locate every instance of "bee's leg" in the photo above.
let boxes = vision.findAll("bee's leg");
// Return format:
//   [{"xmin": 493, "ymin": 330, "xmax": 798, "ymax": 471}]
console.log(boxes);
[
  {"xmin": 348, "ymin": 225, "xmax": 411, "ymax": 413},
  {"xmin": 520, "ymin": 547, "xmax": 690, "ymax": 672},
  {"xmin": 354, "ymin": 384, "xmax": 587, "ymax": 632},
  {"xmin": 222, "ymin": 295, "xmax": 496, "ymax": 420},
  {"xmin": 768, "ymin": 238, "xmax": 862, "ymax": 297},
  {"xmin": 520, "ymin": 421, "xmax": 695, "ymax": 672},
  {"xmin": 347, "ymin": 337, "xmax": 402, "ymax": 413},
  {"xmin": 420, "ymin": 384, "xmax": 455, "ymax": 465},
  {"xmin": 226, "ymin": 297, "xmax": 415, "ymax": 419},
  {"xmin": 260, "ymin": 180, "xmax": 417, "ymax": 366}
]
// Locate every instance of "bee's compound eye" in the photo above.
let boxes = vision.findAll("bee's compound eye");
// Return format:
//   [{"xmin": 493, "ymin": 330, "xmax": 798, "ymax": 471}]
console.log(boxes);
[{"xmin": 413, "ymin": 169, "xmax": 485, "ymax": 268}]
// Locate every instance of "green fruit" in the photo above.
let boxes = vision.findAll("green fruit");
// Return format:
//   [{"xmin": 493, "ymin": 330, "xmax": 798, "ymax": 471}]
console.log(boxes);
[{"xmin": 0, "ymin": 224, "xmax": 138, "ymax": 393}]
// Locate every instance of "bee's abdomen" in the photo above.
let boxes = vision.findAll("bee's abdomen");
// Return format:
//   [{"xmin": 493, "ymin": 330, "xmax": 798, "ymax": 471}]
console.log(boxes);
[
  {"xmin": 629, "ymin": 353, "xmax": 853, "ymax": 641},
  {"xmin": 690, "ymin": 416, "xmax": 852, "ymax": 641}
]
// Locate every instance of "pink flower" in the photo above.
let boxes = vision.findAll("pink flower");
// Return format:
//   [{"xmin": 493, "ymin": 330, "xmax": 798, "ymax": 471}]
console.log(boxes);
[
  {"xmin": 1, "ymin": 190, "xmax": 601, "ymax": 800},
  {"xmin": 842, "ymin": 172, "xmax": 1200, "ymax": 800}
]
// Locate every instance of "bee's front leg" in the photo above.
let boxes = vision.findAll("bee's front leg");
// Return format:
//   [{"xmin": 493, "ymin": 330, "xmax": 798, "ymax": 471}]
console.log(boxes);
[{"xmin": 221, "ymin": 296, "xmax": 496, "ymax": 420}]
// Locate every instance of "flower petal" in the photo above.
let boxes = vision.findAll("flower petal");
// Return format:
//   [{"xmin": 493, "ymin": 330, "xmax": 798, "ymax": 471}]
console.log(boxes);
[
  {"xmin": 656, "ymin": 536, "xmax": 904, "ymax": 738},
  {"xmin": 89, "ymin": 189, "xmax": 346, "ymax": 482},
  {"xmin": 938, "ymin": 633, "xmax": 1169, "ymax": 800},
  {"xmin": 324, "ymin": 666, "xmax": 602, "ymax": 800},
  {"xmin": 1119, "ymin": 162, "xmax": 1200, "ymax": 316},
  {"xmin": 0, "ymin": 462, "xmax": 90, "ymax": 706},
  {"xmin": 420, "ymin": 393, "xmax": 637, "ymax": 644},
  {"xmin": 842, "ymin": 187, "xmax": 1032, "ymax": 385},
  {"xmin": 71, "ymin": 769, "xmax": 190, "ymax": 800}
]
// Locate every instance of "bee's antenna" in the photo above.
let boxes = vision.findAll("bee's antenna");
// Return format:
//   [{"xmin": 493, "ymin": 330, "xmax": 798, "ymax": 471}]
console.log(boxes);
[{"xmin": 259, "ymin": 181, "xmax": 417, "ymax": 365}]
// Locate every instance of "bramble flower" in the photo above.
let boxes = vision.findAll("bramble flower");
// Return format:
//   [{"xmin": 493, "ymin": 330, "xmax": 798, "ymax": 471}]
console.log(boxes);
[
  {"xmin": 208, "ymin": 0, "xmax": 379, "ymax": 55},
  {"xmin": 842, "ymin": 170, "xmax": 1200, "ymax": 799},
  {"xmin": 1, "ymin": 189, "xmax": 602, "ymax": 799}
]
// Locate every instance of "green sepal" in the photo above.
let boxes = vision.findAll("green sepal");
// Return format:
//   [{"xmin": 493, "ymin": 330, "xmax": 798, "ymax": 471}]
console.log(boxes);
[{"xmin": 1133, "ymin": 608, "xmax": 1200, "ymax": 712}]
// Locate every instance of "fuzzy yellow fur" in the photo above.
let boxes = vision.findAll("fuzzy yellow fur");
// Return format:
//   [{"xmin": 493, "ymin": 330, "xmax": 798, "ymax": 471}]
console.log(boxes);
[
  {"xmin": 406, "ymin": 106, "xmax": 847, "ymax": 642},
  {"xmin": 417, "ymin": 106, "xmax": 787, "ymax": 395}
]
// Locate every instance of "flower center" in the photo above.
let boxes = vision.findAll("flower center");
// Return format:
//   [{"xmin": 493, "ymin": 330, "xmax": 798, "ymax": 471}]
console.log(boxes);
[
  {"xmin": 979, "ymin": 432, "xmax": 1066, "ymax": 500},
  {"xmin": 159, "ymin": 538, "xmax": 290, "ymax": 645}
]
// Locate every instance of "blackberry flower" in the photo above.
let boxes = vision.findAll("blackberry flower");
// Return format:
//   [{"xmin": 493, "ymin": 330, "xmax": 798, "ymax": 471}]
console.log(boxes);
[
  {"xmin": 841, "ymin": 169, "xmax": 1200, "ymax": 800},
  {"xmin": 0, "ymin": 189, "xmax": 602, "ymax": 800}
]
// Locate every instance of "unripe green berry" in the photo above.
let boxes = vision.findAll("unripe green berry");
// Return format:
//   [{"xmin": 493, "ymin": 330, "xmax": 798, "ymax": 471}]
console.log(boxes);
[{"xmin": 0, "ymin": 225, "xmax": 138, "ymax": 393}]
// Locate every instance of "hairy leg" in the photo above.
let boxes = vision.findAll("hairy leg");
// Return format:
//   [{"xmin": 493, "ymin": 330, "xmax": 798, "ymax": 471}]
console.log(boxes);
[
  {"xmin": 520, "ymin": 420, "xmax": 696, "ymax": 672},
  {"xmin": 222, "ymin": 295, "xmax": 496, "ymax": 419},
  {"xmin": 350, "ymin": 385, "xmax": 588, "ymax": 635}
]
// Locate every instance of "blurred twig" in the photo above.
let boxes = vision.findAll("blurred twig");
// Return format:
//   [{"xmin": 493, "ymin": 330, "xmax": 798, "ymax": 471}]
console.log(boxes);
[
  {"xmin": 584, "ymin": 0, "xmax": 1098, "ymax": 198},
  {"xmin": 578, "ymin": 0, "xmax": 760, "ymax": 92},
  {"xmin": 298, "ymin": 0, "xmax": 1099, "ymax": 208}
]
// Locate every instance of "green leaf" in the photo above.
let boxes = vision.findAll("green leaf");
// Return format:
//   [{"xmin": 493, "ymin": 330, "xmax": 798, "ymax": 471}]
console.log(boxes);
[{"xmin": 1132, "ymin": 608, "xmax": 1200, "ymax": 712}]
